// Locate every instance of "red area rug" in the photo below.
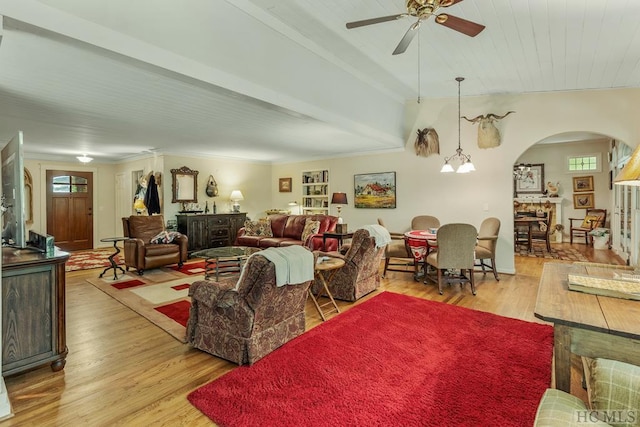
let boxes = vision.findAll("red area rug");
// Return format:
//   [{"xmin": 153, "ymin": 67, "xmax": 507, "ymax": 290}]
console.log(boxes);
[
  {"xmin": 188, "ymin": 291, "xmax": 553, "ymax": 426},
  {"xmin": 66, "ymin": 248, "xmax": 124, "ymax": 272},
  {"xmin": 154, "ymin": 300, "xmax": 191, "ymax": 327}
]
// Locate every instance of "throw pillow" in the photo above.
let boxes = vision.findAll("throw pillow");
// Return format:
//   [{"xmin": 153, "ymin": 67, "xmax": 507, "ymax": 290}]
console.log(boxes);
[
  {"xmin": 581, "ymin": 215, "xmax": 600, "ymax": 228},
  {"xmin": 301, "ymin": 219, "xmax": 320, "ymax": 243},
  {"xmin": 244, "ymin": 219, "xmax": 273, "ymax": 237},
  {"xmin": 150, "ymin": 230, "xmax": 182, "ymax": 244}
]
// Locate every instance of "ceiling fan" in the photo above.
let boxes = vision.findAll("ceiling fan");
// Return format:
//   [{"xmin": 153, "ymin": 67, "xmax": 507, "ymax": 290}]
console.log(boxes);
[{"xmin": 346, "ymin": 0, "xmax": 485, "ymax": 55}]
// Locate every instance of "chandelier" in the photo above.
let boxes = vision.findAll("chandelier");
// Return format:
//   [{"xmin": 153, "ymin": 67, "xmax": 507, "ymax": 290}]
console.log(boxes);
[
  {"xmin": 441, "ymin": 77, "xmax": 475, "ymax": 173},
  {"xmin": 513, "ymin": 163, "xmax": 532, "ymax": 180}
]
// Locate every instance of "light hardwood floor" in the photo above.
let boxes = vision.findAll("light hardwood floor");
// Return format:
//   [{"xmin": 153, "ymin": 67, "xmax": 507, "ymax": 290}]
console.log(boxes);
[{"xmin": 0, "ymin": 243, "xmax": 625, "ymax": 426}]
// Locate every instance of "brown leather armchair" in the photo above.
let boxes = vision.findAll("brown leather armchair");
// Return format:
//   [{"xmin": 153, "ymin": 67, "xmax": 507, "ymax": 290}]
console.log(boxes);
[{"xmin": 122, "ymin": 215, "xmax": 188, "ymax": 275}]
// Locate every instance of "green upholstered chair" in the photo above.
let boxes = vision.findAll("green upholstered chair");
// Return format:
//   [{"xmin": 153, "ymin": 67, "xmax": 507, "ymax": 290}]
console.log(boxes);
[{"xmin": 534, "ymin": 357, "xmax": 640, "ymax": 426}]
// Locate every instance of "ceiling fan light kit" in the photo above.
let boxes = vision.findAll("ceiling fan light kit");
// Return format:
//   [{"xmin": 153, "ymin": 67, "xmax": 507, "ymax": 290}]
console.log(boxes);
[{"xmin": 346, "ymin": 0, "xmax": 485, "ymax": 55}]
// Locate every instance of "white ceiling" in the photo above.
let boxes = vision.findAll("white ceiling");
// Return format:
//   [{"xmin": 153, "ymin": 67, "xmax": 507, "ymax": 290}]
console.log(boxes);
[{"xmin": 0, "ymin": 0, "xmax": 639, "ymax": 163}]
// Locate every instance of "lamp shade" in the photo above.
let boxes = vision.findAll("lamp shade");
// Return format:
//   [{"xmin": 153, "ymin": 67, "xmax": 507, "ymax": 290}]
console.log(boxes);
[
  {"xmin": 331, "ymin": 192, "xmax": 348, "ymax": 204},
  {"xmin": 614, "ymin": 144, "xmax": 640, "ymax": 186},
  {"xmin": 230, "ymin": 190, "xmax": 244, "ymax": 201}
]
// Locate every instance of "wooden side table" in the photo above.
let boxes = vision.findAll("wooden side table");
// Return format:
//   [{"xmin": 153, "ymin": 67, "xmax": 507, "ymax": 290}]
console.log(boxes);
[
  {"xmin": 322, "ymin": 231, "xmax": 353, "ymax": 251},
  {"xmin": 310, "ymin": 257, "xmax": 344, "ymax": 321}
]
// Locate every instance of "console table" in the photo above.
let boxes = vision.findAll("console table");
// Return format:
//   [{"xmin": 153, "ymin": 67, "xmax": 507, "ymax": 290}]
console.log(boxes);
[
  {"xmin": 2, "ymin": 247, "xmax": 69, "ymax": 376},
  {"xmin": 534, "ymin": 262, "xmax": 640, "ymax": 393},
  {"xmin": 177, "ymin": 213, "xmax": 247, "ymax": 252}
]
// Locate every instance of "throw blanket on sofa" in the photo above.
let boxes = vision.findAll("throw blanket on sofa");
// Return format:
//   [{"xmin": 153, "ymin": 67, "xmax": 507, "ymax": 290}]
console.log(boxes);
[
  {"xmin": 360, "ymin": 224, "xmax": 392, "ymax": 248},
  {"xmin": 254, "ymin": 246, "xmax": 314, "ymax": 287}
]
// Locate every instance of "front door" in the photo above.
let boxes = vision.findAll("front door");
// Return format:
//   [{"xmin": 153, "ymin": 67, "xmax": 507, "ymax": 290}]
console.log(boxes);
[{"xmin": 46, "ymin": 170, "xmax": 93, "ymax": 251}]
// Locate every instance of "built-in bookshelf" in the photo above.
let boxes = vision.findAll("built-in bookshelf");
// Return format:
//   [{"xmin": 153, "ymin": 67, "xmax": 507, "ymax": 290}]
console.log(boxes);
[{"xmin": 301, "ymin": 169, "xmax": 329, "ymax": 215}]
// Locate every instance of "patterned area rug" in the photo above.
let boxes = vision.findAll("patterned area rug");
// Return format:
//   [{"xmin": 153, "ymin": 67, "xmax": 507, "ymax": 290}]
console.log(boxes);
[
  {"xmin": 85, "ymin": 260, "xmax": 208, "ymax": 342},
  {"xmin": 66, "ymin": 248, "xmax": 124, "ymax": 272},
  {"xmin": 515, "ymin": 245, "xmax": 588, "ymax": 261}
]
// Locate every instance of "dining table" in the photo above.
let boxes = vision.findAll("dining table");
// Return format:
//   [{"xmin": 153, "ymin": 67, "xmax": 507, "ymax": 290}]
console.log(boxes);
[{"xmin": 404, "ymin": 230, "xmax": 437, "ymax": 280}]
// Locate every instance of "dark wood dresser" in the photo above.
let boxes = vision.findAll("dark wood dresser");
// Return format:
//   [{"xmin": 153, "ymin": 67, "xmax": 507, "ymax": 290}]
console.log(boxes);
[
  {"xmin": 2, "ymin": 247, "xmax": 69, "ymax": 376},
  {"xmin": 176, "ymin": 213, "xmax": 247, "ymax": 252}
]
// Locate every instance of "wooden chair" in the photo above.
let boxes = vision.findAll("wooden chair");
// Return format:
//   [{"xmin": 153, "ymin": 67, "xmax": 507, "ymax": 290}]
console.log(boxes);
[
  {"xmin": 425, "ymin": 223, "xmax": 478, "ymax": 295},
  {"xmin": 474, "ymin": 217, "xmax": 500, "ymax": 281},
  {"xmin": 530, "ymin": 210, "xmax": 553, "ymax": 252},
  {"xmin": 569, "ymin": 209, "xmax": 607, "ymax": 245}
]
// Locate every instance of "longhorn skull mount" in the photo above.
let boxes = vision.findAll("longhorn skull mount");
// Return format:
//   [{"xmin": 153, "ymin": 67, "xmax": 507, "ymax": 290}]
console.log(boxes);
[{"xmin": 462, "ymin": 111, "xmax": 515, "ymax": 149}]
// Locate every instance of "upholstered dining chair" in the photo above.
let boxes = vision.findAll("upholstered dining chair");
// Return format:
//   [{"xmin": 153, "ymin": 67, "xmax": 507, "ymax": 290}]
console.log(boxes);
[
  {"xmin": 425, "ymin": 223, "xmax": 478, "ymax": 295},
  {"xmin": 474, "ymin": 217, "xmax": 500, "ymax": 281},
  {"xmin": 569, "ymin": 208, "xmax": 607, "ymax": 245},
  {"xmin": 377, "ymin": 218, "xmax": 413, "ymax": 277},
  {"xmin": 411, "ymin": 215, "xmax": 440, "ymax": 231}
]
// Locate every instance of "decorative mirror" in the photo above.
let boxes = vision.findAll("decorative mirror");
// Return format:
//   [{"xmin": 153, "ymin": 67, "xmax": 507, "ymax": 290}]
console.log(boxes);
[{"xmin": 171, "ymin": 166, "xmax": 198, "ymax": 204}]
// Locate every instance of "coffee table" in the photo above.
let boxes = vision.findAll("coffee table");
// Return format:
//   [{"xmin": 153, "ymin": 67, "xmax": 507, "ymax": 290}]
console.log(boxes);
[{"xmin": 190, "ymin": 246, "xmax": 260, "ymax": 281}]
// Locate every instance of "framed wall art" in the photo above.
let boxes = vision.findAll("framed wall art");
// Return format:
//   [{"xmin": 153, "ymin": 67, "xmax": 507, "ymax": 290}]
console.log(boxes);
[
  {"xmin": 279, "ymin": 177, "xmax": 292, "ymax": 192},
  {"xmin": 573, "ymin": 193, "xmax": 594, "ymax": 209},
  {"xmin": 354, "ymin": 171, "xmax": 396, "ymax": 209},
  {"xmin": 572, "ymin": 175, "xmax": 594, "ymax": 192},
  {"xmin": 515, "ymin": 163, "xmax": 544, "ymax": 194}
]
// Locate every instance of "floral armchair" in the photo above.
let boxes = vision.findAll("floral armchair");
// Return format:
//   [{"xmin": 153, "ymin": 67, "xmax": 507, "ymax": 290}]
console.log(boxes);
[
  {"xmin": 311, "ymin": 228, "xmax": 386, "ymax": 302},
  {"xmin": 187, "ymin": 252, "xmax": 313, "ymax": 365}
]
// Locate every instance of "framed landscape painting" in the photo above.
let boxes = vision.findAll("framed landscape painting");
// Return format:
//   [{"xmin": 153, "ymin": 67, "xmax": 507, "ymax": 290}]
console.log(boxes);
[{"xmin": 354, "ymin": 171, "xmax": 396, "ymax": 209}]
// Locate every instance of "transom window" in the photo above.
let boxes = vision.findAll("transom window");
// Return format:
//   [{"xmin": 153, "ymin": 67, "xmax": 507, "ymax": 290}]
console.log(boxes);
[
  {"xmin": 568, "ymin": 155, "xmax": 600, "ymax": 172},
  {"xmin": 52, "ymin": 175, "xmax": 88, "ymax": 193}
]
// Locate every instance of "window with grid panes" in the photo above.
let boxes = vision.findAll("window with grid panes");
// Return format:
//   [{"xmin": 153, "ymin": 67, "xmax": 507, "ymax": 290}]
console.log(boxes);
[{"xmin": 568, "ymin": 155, "xmax": 598, "ymax": 172}]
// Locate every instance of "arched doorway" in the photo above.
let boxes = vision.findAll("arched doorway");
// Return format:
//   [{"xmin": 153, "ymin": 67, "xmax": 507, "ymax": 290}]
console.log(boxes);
[{"xmin": 512, "ymin": 132, "xmax": 634, "ymax": 264}]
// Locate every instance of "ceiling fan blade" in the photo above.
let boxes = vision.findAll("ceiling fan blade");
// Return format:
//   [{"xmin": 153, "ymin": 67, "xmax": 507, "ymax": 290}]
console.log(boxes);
[
  {"xmin": 436, "ymin": 14, "xmax": 485, "ymax": 37},
  {"xmin": 442, "ymin": 0, "xmax": 465, "ymax": 6},
  {"xmin": 346, "ymin": 13, "xmax": 408, "ymax": 29},
  {"xmin": 392, "ymin": 21, "xmax": 421, "ymax": 55}
]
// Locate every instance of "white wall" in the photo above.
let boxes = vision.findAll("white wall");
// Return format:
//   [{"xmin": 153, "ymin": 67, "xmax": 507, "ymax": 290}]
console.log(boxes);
[{"xmin": 273, "ymin": 88, "xmax": 640, "ymax": 274}]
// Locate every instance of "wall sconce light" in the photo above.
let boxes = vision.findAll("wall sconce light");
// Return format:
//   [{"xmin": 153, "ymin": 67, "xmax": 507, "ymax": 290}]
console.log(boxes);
[
  {"xmin": 77, "ymin": 154, "xmax": 93, "ymax": 163},
  {"xmin": 441, "ymin": 77, "xmax": 475, "ymax": 174},
  {"xmin": 230, "ymin": 190, "xmax": 244, "ymax": 212}
]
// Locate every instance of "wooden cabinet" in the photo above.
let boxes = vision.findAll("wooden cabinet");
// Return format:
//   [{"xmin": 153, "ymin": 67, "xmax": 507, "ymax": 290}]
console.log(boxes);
[
  {"xmin": 176, "ymin": 213, "xmax": 247, "ymax": 252},
  {"xmin": 302, "ymin": 169, "xmax": 329, "ymax": 215},
  {"xmin": 2, "ymin": 247, "xmax": 69, "ymax": 376}
]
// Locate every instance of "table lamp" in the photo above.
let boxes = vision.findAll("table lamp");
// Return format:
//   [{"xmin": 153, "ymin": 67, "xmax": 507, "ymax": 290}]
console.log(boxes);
[
  {"xmin": 331, "ymin": 192, "xmax": 348, "ymax": 233},
  {"xmin": 230, "ymin": 190, "xmax": 244, "ymax": 213}
]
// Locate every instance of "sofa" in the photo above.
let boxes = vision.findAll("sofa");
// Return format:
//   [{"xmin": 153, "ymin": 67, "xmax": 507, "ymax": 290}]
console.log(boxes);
[
  {"xmin": 186, "ymin": 249, "xmax": 314, "ymax": 365},
  {"xmin": 122, "ymin": 215, "xmax": 188, "ymax": 275},
  {"xmin": 534, "ymin": 357, "xmax": 640, "ymax": 426},
  {"xmin": 235, "ymin": 214, "xmax": 339, "ymax": 251}
]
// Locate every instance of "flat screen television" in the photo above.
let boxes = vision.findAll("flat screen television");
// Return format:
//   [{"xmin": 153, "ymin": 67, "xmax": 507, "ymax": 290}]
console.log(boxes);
[{"xmin": 1, "ymin": 131, "xmax": 26, "ymax": 248}]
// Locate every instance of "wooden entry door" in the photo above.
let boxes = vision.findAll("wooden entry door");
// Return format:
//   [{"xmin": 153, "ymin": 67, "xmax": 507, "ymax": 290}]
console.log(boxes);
[{"xmin": 46, "ymin": 170, "xmax": 94, "ymax": 251}]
